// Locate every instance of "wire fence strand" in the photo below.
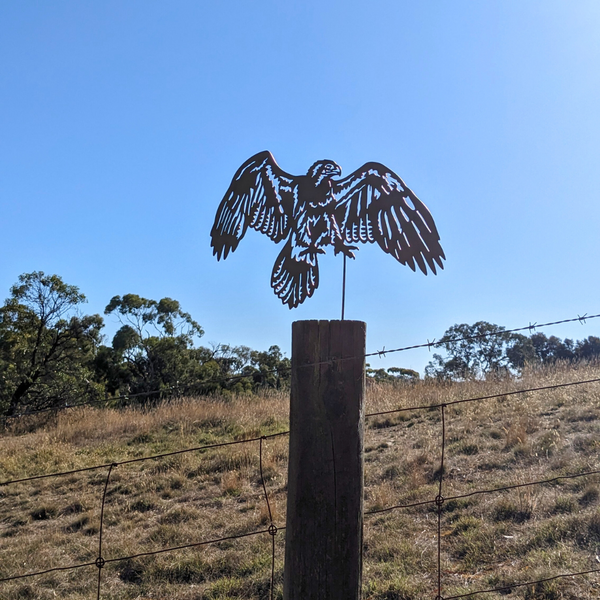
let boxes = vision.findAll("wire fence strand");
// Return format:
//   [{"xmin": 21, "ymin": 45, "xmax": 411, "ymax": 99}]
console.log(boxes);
[
  {"xmin": 443, "ymin": 566, "xmax": 600, "ymax": 599},
  {"xmin": 4, "ymin": 375, "xmax": 597, "ymax": 490},
  {"xmin": 364, "ymin": 312, "xmax": 600, "ymax": 359},
  {"xmin": 3, "ymin": 373, "xmax": 600, "ymax": 594},
  {"xmin": 365, "ymin": 376, "xmax": 600, "ymax": 418},
  {"xmin": 0, "ymin": 430, "xmax": 288, "ymax": 594},
  {"xmin": 0, "ymin": 529, "xmax": 278, "ymax": 584},
  {"xmin": 0, "ymin": 431, "xmax": 289, "ymax": 488}
]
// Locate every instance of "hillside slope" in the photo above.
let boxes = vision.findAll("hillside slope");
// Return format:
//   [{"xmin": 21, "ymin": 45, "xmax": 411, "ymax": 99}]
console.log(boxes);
[{"xmin": 1, "ymin": 362, "xmax": 600, "ymax": 599}]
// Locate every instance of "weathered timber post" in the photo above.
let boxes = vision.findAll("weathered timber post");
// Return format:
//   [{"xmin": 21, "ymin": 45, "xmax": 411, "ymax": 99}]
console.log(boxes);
[{"xmin": 284, "ymin": 320, "xmax": 366, "ymax": 600}]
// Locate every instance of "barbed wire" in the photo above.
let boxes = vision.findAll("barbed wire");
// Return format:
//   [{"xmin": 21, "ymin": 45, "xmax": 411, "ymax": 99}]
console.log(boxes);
[
  {"xmin": 3, "ymin": 310, "xmax": 599, "ymax": 424},
  {"xmin": 2, "ymin": 387, "xmax": 171, "ymax": 420},
  {"xmin": 0, "ymin": 368, "xmax": 291, "ymax": 422},
  {"xmin": 365, "ymin": 312, "xmax": 600, "ymax": 360},
  {"xmin": 292, "ymin": 311, "xmax": 600, "ymax": 371},
  {"xmin": 1, "ymin": 381, "xmax": 240, "ymax": 422}
]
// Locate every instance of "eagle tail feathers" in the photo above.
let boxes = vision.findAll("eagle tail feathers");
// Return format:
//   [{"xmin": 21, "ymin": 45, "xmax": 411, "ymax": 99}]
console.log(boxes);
[{"xmin": 271, "ymin": 240, "xmax": 319, "ymax": 309}]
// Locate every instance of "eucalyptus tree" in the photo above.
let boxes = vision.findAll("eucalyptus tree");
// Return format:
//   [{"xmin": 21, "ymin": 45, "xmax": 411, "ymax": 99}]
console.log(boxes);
[
  {"xmin": 425, "ymin": 322, "xmax": 514, "ymax": 380},
  {"xmin": 0, "ymin": 272, "xmax": 103, "ymax": 417},
  {"xmin": 101, "ymin": 294, "xmax": 206, "ymax": 398}
]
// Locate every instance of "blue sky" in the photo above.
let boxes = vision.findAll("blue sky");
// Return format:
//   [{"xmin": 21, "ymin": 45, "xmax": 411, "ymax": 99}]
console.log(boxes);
[{"xmin": 1, "ymin": 1, "xmax": 600, "ymax": 374}]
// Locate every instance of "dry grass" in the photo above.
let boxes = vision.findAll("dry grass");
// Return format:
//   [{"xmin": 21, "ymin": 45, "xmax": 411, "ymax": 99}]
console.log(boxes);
[{"xmin": 2, "ymin": 362, "xmax": 600, "ymax": 598}]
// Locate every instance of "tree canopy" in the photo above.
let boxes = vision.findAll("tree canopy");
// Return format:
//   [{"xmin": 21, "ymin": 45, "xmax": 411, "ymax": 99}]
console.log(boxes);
[
  {"xmin": 426, "ymin": 322, "xmax": 600, "ymax": 381},
  {"xmin": 0, "ymin": 272, "xmax": 103, "ymax": 416},
  {"xmin": 2, "ymin": 273, "xmax": 600, "ymax": 418},
  {"xmin": 425, "ymin": 322, "xmax": 514, "ymax": 380},
  {"xmin": 0, "ymin": 273, "xmax": 294, "ymax": 418}
]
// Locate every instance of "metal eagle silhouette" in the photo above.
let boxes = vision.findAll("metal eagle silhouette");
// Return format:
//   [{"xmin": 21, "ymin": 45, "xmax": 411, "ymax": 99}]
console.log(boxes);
[{"xmin": 210, "ymin": 151, "xmax": 445, "ymax": 309}]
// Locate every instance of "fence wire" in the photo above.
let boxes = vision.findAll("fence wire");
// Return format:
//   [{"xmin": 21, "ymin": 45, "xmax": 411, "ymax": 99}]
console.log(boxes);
[
  {"xmin": 363, "ymin": 375, "xmax": 600, "ymax": 598},
  {"xmin": 365, "ymin": 312, "xmax": 600, "ymax": 360},
  {"xmin": 3, "ymin": 373, "xmax": 600, "ymax": 597},
  {"xmin": 0, "ymin": 432, "xmax": 286, "ymax": 600},
  {"xmin": 1, "ymin": 312, "xmax": 600, "ymax": 598},
  {"xmin": 3, "ymin": 310, "xmax": 599, "ymax": 423}
]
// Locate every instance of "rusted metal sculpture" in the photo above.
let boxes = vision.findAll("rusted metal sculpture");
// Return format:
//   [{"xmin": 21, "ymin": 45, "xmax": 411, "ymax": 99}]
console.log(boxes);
[{"xmin": 211, "ymin": 151, "xmax": 445, "ymax": 309}]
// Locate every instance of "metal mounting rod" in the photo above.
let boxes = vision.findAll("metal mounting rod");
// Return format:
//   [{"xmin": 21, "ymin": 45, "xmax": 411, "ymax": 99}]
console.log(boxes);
[{"xmin": 341, "ymin": 255, "xmax": 347, "ymax": 320}]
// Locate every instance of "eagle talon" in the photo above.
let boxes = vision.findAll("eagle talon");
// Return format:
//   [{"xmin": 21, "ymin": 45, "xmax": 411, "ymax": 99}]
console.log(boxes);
[
  {"xmin": 334, "ymin": 242, "xmax": 358, "ymax": 259},
  {"xmin": 298, "ymin": 246, "xmax": 326, "ymax": 258}
]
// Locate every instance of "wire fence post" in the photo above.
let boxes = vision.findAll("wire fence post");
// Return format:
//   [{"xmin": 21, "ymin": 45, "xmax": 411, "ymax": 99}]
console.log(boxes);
[{"xmin": 284, "ymin": 320, "xmax": 366, "ymax": 600}]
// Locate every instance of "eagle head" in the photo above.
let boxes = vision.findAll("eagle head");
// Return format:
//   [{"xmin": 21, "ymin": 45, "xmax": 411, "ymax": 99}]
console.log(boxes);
[{"xmin": 306, "ymin": 160, "xmax": 342, "ymax": 186}]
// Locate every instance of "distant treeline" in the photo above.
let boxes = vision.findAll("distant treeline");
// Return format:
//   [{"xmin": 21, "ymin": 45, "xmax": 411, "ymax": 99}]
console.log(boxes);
[
  {"xmin": 1, "ymin": 273, "xmax": 599, "ymax": 418},
  {"xmin": 0, "ymin": 272, "xmax": 290, "ymax": 418},
  {"xmin": 424, "ymin": 321, "xmax": 600, "ymax": 381}
]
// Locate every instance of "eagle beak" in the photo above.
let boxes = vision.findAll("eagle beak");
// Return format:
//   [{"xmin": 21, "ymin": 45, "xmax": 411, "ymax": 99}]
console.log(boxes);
[{"xmin": 333, "ymin": 165, "xmax": 342, "ymax": 177}]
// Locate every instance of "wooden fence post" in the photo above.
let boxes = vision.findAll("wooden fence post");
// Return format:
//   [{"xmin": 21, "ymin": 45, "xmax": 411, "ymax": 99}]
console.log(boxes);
[{"xmin": 283, "ymin": 320, "xmax": 366, "ymax": 600}]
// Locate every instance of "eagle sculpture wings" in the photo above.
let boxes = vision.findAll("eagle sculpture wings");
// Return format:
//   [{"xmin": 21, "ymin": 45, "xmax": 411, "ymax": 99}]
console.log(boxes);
[{"xmin": 211, "ymin": 151, "xmax": 445, "ymax": 308}]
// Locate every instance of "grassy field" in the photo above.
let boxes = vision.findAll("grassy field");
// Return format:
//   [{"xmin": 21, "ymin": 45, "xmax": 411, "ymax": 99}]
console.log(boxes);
[{"xmin": 1, "ymin": 361, "xmax": 600, "ymax": 599}]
